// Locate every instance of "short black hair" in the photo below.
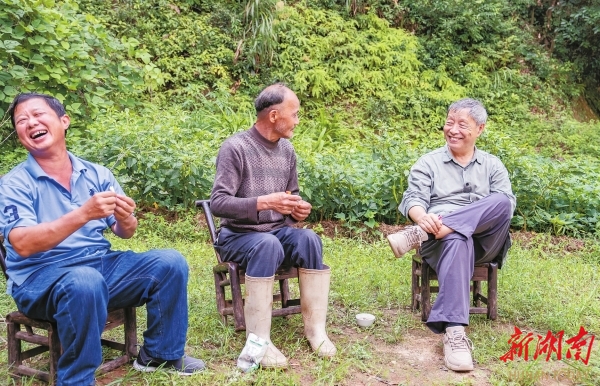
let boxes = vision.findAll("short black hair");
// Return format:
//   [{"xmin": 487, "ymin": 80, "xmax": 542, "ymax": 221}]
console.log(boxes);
[
  {"xmin": 254, "ymin": 83, "xmax": 289, "ymax": 114},
  {"xmin": 8, "ymin": 93, "xmax": 66, "ymax": 128}
]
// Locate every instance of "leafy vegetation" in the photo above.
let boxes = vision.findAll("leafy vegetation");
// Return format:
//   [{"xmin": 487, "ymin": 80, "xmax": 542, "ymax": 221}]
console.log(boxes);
[
  {"xmin": 1, "ymin": 0, "xmax": 600, "ymax": 237},
  {"xmin": 0, "ymin": 0, "xmax": 154, "ymax": 123},
  {"xmin": 1, "ymin": 2, "xmax": 599, "ymax": 384}
]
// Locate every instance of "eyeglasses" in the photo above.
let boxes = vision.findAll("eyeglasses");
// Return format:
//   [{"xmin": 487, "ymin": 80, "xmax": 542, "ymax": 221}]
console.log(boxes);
[{"xmin": 442, "ymin": 121, "xmax": 474, "ymax": 132}]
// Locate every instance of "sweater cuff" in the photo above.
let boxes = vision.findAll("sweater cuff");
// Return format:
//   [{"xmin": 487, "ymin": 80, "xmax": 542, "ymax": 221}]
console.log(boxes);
[{"xmin": 247, "ymin": 197, "xmax": 259, "ymax": 223}]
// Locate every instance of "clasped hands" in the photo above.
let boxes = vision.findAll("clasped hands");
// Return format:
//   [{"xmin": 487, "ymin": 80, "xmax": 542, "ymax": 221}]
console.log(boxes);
[{"xmin": 265, "ymin": 191, "xmax": 312, "ymax": 222}]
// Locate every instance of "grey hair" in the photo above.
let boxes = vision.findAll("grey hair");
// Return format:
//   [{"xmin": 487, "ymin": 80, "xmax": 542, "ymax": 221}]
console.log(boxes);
[
  {"xmin": 254, "ymin": 83, "xmax": 289, "ymax": 114},
  {"xmin": 448, "ymin": 98, "xmax": 488, "ymax": 126}
]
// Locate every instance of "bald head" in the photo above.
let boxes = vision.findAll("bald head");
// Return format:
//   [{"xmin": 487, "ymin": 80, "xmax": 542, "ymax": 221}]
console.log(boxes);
[
  {"xmin": 253, "ymin": 83, "xmax": 300, "ymax": 141},
  {"xmin": 255, "ymin": 83, "xmax": 294, "ymax": 116}
]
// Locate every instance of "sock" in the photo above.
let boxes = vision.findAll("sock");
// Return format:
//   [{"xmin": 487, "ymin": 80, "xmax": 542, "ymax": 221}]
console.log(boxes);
[{"xmin": 446, "ymin": 322, "xmax": 466, "ymax": 330}]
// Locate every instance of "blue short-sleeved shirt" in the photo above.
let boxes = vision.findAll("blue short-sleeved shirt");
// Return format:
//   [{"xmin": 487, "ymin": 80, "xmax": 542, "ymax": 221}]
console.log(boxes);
[{"xmin": 0, "ymin": 152, "xmax": 125, "ymax": 294}]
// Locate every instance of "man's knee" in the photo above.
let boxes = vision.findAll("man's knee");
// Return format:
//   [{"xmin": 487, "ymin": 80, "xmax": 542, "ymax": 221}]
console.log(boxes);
[
  {"xmin": 250, "ymin": 234, "xmax": 285, "ymax": 258},
  {"xmin": 144, "ymin": 249, "xmax": 189, "ymax": 281},
  {"xmin": 61, "ymin": 267, "xmax": 106, "ymax": 294},
  {"xmin": 54, "ymin": 268, "xmax": 108, "ymax": 310},
  {"xmin": 296, "ymin": 228, "xmax": 322, "ymax": 247},
  {"xmin": 488, "ymin": 193, "xmax": 512, "ymax": 213},
  {"xmin": 161, "ymin": 249, "xmax": 188, "ymax": 271}
]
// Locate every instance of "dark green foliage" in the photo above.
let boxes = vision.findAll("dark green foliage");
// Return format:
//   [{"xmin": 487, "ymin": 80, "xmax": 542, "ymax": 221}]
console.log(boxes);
[
  {"xmin": 2, "ymin": 0, "xmax": 600, "ymax": 237},
  {"xmin": 0, "ymin": 0, "xmax": 147, "ymax": 122},
  {"xmin": 69, "ymin": 94, "xmax": 255, "ymax": 209},
  {"xmin": 76, "ymin": 0, "xmax": 241, "ymax": 103},
  {"xmin": 526, "ymin": 0, "xmax": 600, "ymax": 114}
]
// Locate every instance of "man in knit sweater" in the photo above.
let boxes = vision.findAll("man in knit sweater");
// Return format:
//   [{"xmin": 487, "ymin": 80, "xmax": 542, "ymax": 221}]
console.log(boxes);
[{"xmin": 210, "ymin": 83, "xmax": 336, "ymax": 368}]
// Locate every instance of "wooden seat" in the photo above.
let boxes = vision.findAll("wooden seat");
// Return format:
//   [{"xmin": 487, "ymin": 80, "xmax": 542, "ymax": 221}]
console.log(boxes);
[
  {"xmin": 411, "ymin": 253, "xmax": 498, "ymax": 322},
  {"xmin": 196, "ymin": 199, "xmax": 302, "ymax": 331},
  {"xmin": 0, "ymin": 239, "xmax": 137, "ymax": 384}
]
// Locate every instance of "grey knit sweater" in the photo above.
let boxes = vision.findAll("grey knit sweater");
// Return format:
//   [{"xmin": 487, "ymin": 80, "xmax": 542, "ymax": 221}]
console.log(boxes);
[{"xmin": 210, "ymin": 126, "xmax": 299, "ymax": 233}]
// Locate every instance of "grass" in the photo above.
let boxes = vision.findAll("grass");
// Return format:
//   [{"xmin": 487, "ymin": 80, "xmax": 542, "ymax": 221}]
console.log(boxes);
[{"xmin": 0, "ymin": 214, "xmax": 598, "ymax": 385}]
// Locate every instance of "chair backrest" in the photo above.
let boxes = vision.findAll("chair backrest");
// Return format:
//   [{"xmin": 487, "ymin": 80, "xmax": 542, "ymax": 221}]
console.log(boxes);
[
  {"xmin": 195, "ymin": 199, "xmax": 223, "ymax": 264},
  {"xmin": 1, "ymin": 239, "xmax": 8, "ymax": 280},
  {"xmin": 0, "ymin": 178, "xmax": 6, "ymax": 280}
]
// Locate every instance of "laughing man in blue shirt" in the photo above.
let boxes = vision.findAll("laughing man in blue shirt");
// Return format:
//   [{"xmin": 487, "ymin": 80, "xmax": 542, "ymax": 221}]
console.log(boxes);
[{"xmin": 0, "ymin": 93, "xmax": 205, "ymax": 386}]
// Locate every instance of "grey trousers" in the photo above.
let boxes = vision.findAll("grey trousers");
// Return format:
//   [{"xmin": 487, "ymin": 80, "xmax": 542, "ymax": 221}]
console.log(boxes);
[{"xmin": 419, "ymin": 193, "xmax": 512, "ymax": 333}]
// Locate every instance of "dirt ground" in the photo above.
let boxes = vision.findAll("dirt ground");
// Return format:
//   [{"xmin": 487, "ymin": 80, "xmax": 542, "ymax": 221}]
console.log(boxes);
[{"xmin": 94, "ymin": 325, "xmax": 578, "ymax": 386}]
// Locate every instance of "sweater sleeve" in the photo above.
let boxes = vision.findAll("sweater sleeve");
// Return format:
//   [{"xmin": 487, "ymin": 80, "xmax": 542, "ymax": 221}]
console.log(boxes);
[{"xmin": 210, "ymin": 140, "xmax": 259, "ymax": 223}]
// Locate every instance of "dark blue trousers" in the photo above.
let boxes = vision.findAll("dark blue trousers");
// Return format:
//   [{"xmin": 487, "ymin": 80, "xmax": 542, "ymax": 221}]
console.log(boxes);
[
  {"xmin": 419, "ymin": 193, "xmax": 512, "ymax": 333},
  {"xmin": 11, "ymin": 249, "xmax": 189, "ymax": 386},
  {"xmin": 215, "ymin": 226, "xmax": 323, "ymax": 277}
]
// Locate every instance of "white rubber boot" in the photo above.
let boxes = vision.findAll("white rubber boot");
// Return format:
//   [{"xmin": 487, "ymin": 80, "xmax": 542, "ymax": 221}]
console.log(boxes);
[
  {"xmin": 244, "ymin": 275, "xmax": 288, "ymax": 368},
  {"xmin": 299, "ymin": 265, "xmax": 337, "ymax": 357}
]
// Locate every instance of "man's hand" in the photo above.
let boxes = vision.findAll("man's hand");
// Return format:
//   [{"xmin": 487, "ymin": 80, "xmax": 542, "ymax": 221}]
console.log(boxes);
[
  {"xmin": 113, "ymin": 194, "xmax": 136, "ymax": 222},
  {"xmin": 415, "ymin": 212, "xmax": 443, "ymax": 235},
  {"xmin": 257, "ymin": 192, "xmax": 302, "ymax": 214},
  {"xmin": 111, "ymin": 194, "xmax": 138, "ymax": 239},
  {"xmin": 290, "ymin": 200, "xmax": 312, "ymax": 221},
  {"xmin": 81, "ymin": 191, "xmax": 117, "ymax": 221}
]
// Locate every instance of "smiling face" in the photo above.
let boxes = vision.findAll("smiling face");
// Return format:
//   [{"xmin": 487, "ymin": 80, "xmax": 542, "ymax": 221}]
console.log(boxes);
[
  {"xmin": 13, "ymin": 98, "xmax": 70, "ymax": 157},
  {"xmin": 443, "ymin": 108, "xmax": 485, "ymax": 156}
]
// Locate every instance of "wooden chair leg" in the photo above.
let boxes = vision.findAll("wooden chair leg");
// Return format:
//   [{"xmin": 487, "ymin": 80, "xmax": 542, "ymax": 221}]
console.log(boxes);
[
  {"xmin": 228, "ymin": 264, "xmax": 245, "ymax": 331},
  {"xmin": 488, "ymin": 263, "xmax": 498, "ymax": 320},
  {"xmin": 49, "ymin": 323, "xmax": 60, "ymax": 384},
  {"xmin": 7, "ymin": 320, "xmax": 21, "ymax": 370},
  {"xmin": 213, "ymin": 271, "xmax": 228, "ymax": 325},
  {"xmin": 473, "ymin": 281, "xmax": 482, "ymax": 307},
  {"xmin": 279, "ymin": 279, "xmax": 290, "ymax": 308},
  {"xmin": 124, "ymin": 307, "xmax": 138, "ymax": 357},
  {"xmin": 421, "ymin": 260, "xmax": 431, "ymax": 322},
  {"xmin": 411, "ymin": 259, "xmax": 419, "ymax": 312}
]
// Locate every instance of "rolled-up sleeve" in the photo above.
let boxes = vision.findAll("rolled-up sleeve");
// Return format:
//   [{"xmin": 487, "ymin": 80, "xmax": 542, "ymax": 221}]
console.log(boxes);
[{"xmin": 400, "ymin": 157, "xmax": 432, "ymax": 220}]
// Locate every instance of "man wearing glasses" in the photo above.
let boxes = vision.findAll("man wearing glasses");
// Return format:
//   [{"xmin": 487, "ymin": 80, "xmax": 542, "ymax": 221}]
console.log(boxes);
[
  {"xmin": 387, "ymin": 98, "xmax": 515, "ymax": 372},
  {"xmin": 210, "ymin": 83, "xmax": 336, "ymax": 368}
]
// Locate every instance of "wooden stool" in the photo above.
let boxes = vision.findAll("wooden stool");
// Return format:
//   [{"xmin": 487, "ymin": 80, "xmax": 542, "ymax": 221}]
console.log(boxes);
[
  {"xmin": 6, "ymin": 308, "xmax": 137, "ymax": 384},
  {"xmin": 196, "ymin": 199, "xmax": 302, "ymax": 331},
  {"xmin": 411, "ymin": 254, "xmax": 498, "ymax": 322},
  {"xmin": 1, "ymin": 241, "xmax": 138, "ymax": 384}
]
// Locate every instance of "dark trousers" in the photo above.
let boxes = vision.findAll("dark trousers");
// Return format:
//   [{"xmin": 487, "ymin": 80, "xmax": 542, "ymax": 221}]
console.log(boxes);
[
  {"xmin": 419, "ymin": 193, "xmax": 512, "ymax": 333},
  {"xmin": 11, "ymin": 249, "xmax": 189, "ymax": 386},
  {"xmin": 215, "ymin": 226, "xmax": 323, "ymax": 277}
]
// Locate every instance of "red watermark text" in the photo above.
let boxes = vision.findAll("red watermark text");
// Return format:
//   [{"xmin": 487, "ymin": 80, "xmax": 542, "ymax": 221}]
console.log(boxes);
[{"xmin": 500, "ymin": 326, "xmax": 595, "ymax": 365}]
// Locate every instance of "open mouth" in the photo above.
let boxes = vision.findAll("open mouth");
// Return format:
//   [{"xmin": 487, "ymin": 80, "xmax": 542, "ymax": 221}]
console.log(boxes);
[{"xmin": 31, "ymin": 130, "xmax": 48, "ymax": 139}]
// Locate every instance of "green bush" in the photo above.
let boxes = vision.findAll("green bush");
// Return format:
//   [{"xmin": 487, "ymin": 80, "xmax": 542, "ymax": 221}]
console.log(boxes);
[
  {"xmin": 70, "ymin": 95, "xmax": 255, "ymax": 209},
  {"xmin": 0, "ymin": 0, "xmax": 151, "ymax": 121}
]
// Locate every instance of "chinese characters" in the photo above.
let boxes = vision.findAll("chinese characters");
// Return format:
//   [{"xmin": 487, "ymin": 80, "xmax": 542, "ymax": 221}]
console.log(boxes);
[{"xmin": 500, "ymin": 326, "xmax": 595, "ymax": 365}]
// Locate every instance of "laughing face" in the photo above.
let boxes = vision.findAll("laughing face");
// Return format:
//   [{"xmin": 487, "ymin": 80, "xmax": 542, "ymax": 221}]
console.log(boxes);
[
  {"xmin": 442, "ymin": 108, "xmax": 484, "ymax": 156},
  {"xmin": 13, "ymin": 98, "xmax": 70, "ymax": 157}
]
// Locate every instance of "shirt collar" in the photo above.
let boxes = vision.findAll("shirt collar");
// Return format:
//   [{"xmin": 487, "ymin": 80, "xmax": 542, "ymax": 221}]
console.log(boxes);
[
  {"xmin": 24, "ymin": 151, "xmax": 88, "ymax": 179},
  {"xmin": 442, "ymin": 144, "xmax": 483, "ymax": 165}
]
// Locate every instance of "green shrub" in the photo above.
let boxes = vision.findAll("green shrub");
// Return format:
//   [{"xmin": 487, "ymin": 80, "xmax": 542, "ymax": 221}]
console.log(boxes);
[
  {"xmin": 70, "ymin": 95, "xmax": 255, "ymax": 209},
  {"xmin": 0, "ymin": 0, "xmax": 151, "ymax": 121}
]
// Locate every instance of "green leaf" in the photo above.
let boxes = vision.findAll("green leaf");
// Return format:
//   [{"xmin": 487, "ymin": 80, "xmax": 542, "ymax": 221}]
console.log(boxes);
[{"xmin": 3, "ymin": 86, "xmax": 17, "ymax": 96}]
